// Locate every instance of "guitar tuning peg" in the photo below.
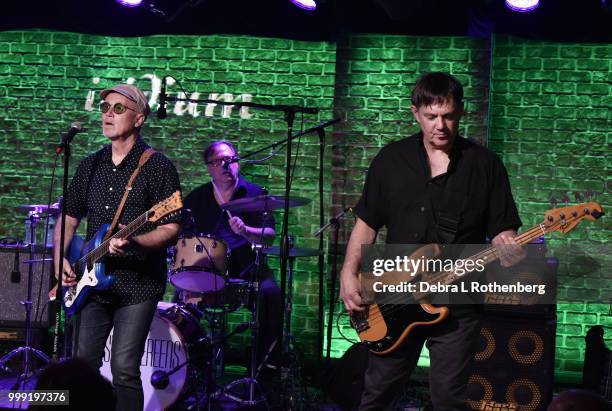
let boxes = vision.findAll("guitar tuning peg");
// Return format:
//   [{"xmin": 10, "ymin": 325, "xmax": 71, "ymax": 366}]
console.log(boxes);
[
  {"xmin": 574, "ymin": 192, "xmax": 583, "ymax": 202},
  {"xmin": 561, "ymin": 193, "xmax": 570, "ymax": 205},
  {"xmin": 550, "ymin": 195, "xmax": 557, "ymax": 208}
]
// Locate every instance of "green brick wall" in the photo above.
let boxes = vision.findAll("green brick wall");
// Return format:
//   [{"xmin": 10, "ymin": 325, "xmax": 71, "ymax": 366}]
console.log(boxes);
[
  {"xmin": 0, "ymin": 30, "xmax": 336, "ymax": 359},
  {"xmin": 329, "ymin": 34, "xmax": 493, "ymax": 364},
  {"xmin": 489, "ymin": 35, "xmax": 611, "ymax": 380},
  {"xmin": 0, "ymin": 29, "xmax": 609, "ymax": 381}
]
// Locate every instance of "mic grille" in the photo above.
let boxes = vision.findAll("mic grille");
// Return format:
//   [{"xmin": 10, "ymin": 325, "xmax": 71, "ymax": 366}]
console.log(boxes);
[{"xmin": 71, "ymin": 122, "xmax": 84, "ymax": 131}]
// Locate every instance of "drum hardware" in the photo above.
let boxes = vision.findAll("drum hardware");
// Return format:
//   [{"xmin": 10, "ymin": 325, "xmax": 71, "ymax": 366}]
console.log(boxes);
[
  {"xmin": 212, "ymin": 211, "xmax": 275, "ymax": 407},
  {"xmin": 265, "ymin": 237, "xmax": 317, "ymax": 409},
  {"xmin": 16, "ymin": 203, "xmax": 60, "ymax": 215},
  {"xmin": 0, "ymin": 212, "xmax": 51, "ymax": 388},
  {"xmin": 220, "ymin": 195, "xmax": 311, "ymax": 214},
  {"xmin": 313, "ymin": 207, "xmax": 353, "ymax": 367},
  {"xmin": 17, "ymin": 203, "xmax": 59, "ymax": 247},
  {"xmin": 263, "ymin": 245, "xmax": 321, "ymax": 258}
]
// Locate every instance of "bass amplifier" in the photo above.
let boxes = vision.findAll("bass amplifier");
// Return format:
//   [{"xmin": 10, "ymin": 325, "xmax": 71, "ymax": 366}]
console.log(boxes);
[
  {"xmin": 0, "ymin": 244, "xmax": 54, "ymax": 328},
  {"xmin": 467, "ymin": 316, "xmax": 556, "ymax": 411}
]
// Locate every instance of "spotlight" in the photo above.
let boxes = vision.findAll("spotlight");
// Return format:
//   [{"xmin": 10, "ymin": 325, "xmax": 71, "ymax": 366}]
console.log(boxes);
[
  {"xmin": 116, "ymin": 0, "xmax": 144, "ymax": 7},
  {"xmin": 505, "ymin": 0, "xmax": 540, "ymax": 12},
  {"xmin": 290, "ymin": 0, "xmax": 317, "ymax": 11}
]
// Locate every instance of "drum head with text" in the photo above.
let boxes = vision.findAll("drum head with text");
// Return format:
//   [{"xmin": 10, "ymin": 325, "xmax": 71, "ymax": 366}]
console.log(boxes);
[{"xmin": 100, "ymin": 309, "xmax": 188, "ymax": 411}]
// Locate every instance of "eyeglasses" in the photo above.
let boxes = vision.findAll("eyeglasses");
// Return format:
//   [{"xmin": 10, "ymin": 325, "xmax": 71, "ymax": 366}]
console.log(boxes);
[
  {"xmin": 206, "ymin": 156, "xmax": 234, "ymax": 167},
  {"xmin": 99, "ymin": 101, "xmax": 137, "ymax": 115}
]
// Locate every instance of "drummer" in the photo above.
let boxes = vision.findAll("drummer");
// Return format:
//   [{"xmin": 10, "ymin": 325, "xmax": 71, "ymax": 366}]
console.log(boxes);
[{"xmin": 181, "ymin": 140, "xmax": 280, "ymax": 363}]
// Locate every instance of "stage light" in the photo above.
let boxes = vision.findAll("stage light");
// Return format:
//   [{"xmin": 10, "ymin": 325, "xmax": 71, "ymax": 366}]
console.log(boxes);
[
  {"xmin": 505, "ymin": 0, "xmax": 540, "ymax": 12},
  {"xmin": 290, "ymin": 0, "xmax": 317, "ymax": 11},
  {"xmin": 116, "ymin": 0, "xmax": 144, "ymax": 7}
]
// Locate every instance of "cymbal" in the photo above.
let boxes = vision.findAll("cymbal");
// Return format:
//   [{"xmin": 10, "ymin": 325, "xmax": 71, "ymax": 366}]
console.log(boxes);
[
  {"xmin": 221, "ymin": 195, "xmax": 310, "ymax": 214},
  {"xmin": 17, "ymin": 203, "xmax": 60, "ymax": 215},
  {"xmin": 264, "ymin": 246, "xmax": 321, "ymax": 258}
]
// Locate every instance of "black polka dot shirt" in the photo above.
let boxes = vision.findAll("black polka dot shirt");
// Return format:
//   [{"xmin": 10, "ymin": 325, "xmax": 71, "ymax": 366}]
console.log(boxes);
[{"xmin": 64, "ymin": 137, "xmax": 181, "ymax": 306}]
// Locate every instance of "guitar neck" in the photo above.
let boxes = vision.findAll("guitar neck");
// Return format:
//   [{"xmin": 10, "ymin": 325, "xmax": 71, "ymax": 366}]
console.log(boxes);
[
  {"xmin": 423, "ymin": 222, "xmax": 548, "ymax": 288},
  {"xmin": 84, "ymin": 211, "xmax": 150, "ymax": 265}
]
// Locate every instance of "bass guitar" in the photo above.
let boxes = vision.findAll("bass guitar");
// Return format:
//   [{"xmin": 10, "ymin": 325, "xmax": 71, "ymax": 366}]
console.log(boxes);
[
  {"xmin": 62, "ymin": 191, "xmax": 182, "ymax": 316},
  {"xmin": 351, "ymin": 202, "xmax": 604, "ymax": 355}
]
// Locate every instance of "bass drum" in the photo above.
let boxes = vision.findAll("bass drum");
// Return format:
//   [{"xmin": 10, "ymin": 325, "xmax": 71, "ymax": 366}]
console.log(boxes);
[{"xmin": 100, "ymin": 302, "xmax": 206, "ymax": 411}]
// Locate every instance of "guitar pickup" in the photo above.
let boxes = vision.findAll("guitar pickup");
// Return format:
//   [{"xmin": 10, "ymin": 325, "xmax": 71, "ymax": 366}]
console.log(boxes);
[{"xmin": 350, "ymin": 312, "xmax": 370, "ymax": 333}]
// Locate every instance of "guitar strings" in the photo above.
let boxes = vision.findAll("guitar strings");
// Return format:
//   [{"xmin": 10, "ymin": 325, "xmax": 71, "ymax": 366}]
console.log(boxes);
[
  {"xmin": 77, "ymin": 212, "xmax": 149, "ymax": 271},
  {"xmin": 358, "ymin": 219, "xmax": 564, "ymax": 330},
  {"xmin": 366, "ymin": 222, "xmax": 549, "ymax": 326}
]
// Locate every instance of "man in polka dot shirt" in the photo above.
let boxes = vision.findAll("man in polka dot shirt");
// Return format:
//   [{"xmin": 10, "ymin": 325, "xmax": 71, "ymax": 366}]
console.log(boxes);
[{"xmin": 53, "ymin": 84, "xmax": 181, "ymax": 411}]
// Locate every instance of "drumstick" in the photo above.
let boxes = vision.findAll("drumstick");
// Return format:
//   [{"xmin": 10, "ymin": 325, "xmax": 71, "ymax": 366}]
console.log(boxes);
[{"xmin": 212, "ymin": 181, "xmax": 234, "ymax": 219}]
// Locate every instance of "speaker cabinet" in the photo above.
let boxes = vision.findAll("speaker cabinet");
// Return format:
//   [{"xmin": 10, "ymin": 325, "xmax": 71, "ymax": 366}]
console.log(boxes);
[
  {"xmin": 0, "ymin": 245, "xmax": 54, "ymax": 328},
  {"xmin": 467, "ymin": 316, "xmax": 556, "ymax": 411},
  {"xmin": 483, "ymin": 253, "xmax": 558, "ymax": 320}
]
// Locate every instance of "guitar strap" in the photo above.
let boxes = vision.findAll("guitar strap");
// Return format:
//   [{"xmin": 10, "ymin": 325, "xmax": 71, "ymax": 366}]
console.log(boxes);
[
  {"xmin": 430, "ymin": 146, "xmax": 472, "ymax": 244},
  {"xmin": 103, "ymin": 148, "xmax": 156, "ymax": 241}
]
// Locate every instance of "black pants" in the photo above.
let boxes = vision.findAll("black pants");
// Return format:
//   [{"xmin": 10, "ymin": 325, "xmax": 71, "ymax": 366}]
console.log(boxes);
[
  {"xmin": 359, "ymin": 312, "xmax": 482, "ymax": 411},
  {"xmin": 74, "ymin": 298, "xmax": 158, "ymax": 411}
]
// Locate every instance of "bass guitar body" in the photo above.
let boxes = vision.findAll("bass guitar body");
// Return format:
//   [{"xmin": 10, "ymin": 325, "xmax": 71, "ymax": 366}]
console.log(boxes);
[{"xmin": 352, "ymin": 302, "xmax": 449, "ymax": 355}]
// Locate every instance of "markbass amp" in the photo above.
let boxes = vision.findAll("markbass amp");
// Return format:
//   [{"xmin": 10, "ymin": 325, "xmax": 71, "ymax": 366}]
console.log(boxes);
[{"xmin": 466, "ymin": 316, "xmax": 556, "ymax": 411}]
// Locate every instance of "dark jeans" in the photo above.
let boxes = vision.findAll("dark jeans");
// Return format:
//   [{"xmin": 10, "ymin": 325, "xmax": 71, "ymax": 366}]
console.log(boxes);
[
  {"xmin": 74, "ymin": 298, "xmax": 158, "ymax": 411},
  {"xmin": 359, "ymin": 312, "xmax": 482, "ymax": 411}
]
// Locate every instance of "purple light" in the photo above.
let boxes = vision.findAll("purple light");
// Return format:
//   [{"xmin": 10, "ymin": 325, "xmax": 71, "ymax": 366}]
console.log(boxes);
[
  {"xmin": 116, "ymin": 0, "xmax": 144, "ymax": 7},
  {"xmin": 505, "ymin": 0, "xmax": 540, "ymax": 12},
  {"xmin": 290, "ymin": 0, "xmax": 317, "ymax": 11}
]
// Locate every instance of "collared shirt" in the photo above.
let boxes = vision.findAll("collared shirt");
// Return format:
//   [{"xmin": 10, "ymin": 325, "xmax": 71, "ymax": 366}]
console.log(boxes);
[
  {"xmin": 355, "ymin": 132, "xmax": 522, "ymax": 244},
  {"xmin": 65, "ymin": 137, "xmax": 181, "ymax": 306},
  {"xmin": 183, "ymin": 176, "xmax": 275, "ymax": 278}
]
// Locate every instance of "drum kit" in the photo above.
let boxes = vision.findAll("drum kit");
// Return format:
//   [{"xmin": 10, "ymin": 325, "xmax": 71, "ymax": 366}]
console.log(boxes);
[
  {"xmin": 102, "ymin": 194, "xmax": 320, "ymax": 410},
  {"xmin": 3, "ymin": 194, "xmax": 319, "ymax": 408},
  {"xmin": 0, "ymin": 202, "xmax": 58, "ymax": 386}
]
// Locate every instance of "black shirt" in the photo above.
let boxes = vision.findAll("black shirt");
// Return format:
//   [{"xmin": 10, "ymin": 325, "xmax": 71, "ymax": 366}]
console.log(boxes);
[
  {"xmin": 355, "ymin": 133, "xmax": 522, "ymax": 244},
  {"xmin": 65, "ymin": 137, "xmax": 181, "ymax": 306},
  {"xmin": 183, "ymin": 176, "xmax": 275, "ymax": 279}
]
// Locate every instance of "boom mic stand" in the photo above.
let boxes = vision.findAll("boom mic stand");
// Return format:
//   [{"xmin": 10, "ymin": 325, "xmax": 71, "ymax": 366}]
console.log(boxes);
[
  {"xmin": 313, "ymin": 207, "xmax": 353, "ymax": 366},
  {"xmin": 52, "ymin": 128, "xmax": 76, "ymax": 360},
  {"xmin": 161, "ymin": 87, "xmax": 338, "ymax": 367}
]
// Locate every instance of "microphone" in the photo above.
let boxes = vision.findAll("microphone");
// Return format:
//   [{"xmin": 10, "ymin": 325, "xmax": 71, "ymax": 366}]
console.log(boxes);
[
  {"xmin": 55, "ymin": 122, "xmax": 84, "ymax": 154},
  {"xmin": 10, "ymin": 244, "xmax": 20, "ymax": 283},
  {"xmin": 157, "ymin": 76, "xmax": 167, "ymax": 119},
  {"xmin": 222, "ymin": 156, "xmax": 241, "ymax": 170},
  {"xmin": 312, "ymin": 207, "xmax": 353, "ymax": 237}
]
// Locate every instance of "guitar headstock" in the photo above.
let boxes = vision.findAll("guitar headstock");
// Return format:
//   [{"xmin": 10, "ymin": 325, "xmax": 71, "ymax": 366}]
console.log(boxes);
[
  {"xmin": 149, "ymin": 191, "xmax": 183, "ymax": 223},
  {"xmin": 544, "ymin": 202, "xmax": 604, "ymax": 234}
]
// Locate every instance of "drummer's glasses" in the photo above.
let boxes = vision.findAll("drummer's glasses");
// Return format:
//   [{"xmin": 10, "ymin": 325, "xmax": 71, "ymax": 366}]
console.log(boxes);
[
  {"xmin": 99, "ymin": 101, "xmax": 137, "ymax": 115},
  {"xmin": 206, "ymin": 156, "xmax": 235, "ymax": 167}
]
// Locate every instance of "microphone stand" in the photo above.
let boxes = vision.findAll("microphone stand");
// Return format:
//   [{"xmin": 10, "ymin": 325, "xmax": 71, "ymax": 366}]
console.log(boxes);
[
  {"xmin": 52, "ymin": 134, "xmax": 73, "ymax": 360},
  {"xmin": 162, "ymin": 89, "xmax": 341, "ymax": 376},
  {"xmin": 316, "ymin": 128, "xmax": 325, "ymax": 372},
  {"xmin": 313, "ymin": 207, "xmax": 352, "ymax": 366}
]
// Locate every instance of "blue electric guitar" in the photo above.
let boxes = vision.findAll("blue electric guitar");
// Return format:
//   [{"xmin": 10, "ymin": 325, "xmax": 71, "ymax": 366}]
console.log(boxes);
[{"xmin": 62, "ymin": 191, "xmax": 182, "ymax": 316}]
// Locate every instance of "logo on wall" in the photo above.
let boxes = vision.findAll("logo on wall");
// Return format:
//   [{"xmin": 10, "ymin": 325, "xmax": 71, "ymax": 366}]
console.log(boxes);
[{"xmin": 85, "ymin": 74, "xmax": 253, "ymax": 119}]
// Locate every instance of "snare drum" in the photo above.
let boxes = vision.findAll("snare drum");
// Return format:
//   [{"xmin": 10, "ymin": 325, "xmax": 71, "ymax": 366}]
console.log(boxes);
[
  {"xmin": 100, "ymin": 302, "xmax": 207, "ymax": 411},
  {"xmin": 170, "ymin": 235, "xmax": 228, "ymax": 294}
]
